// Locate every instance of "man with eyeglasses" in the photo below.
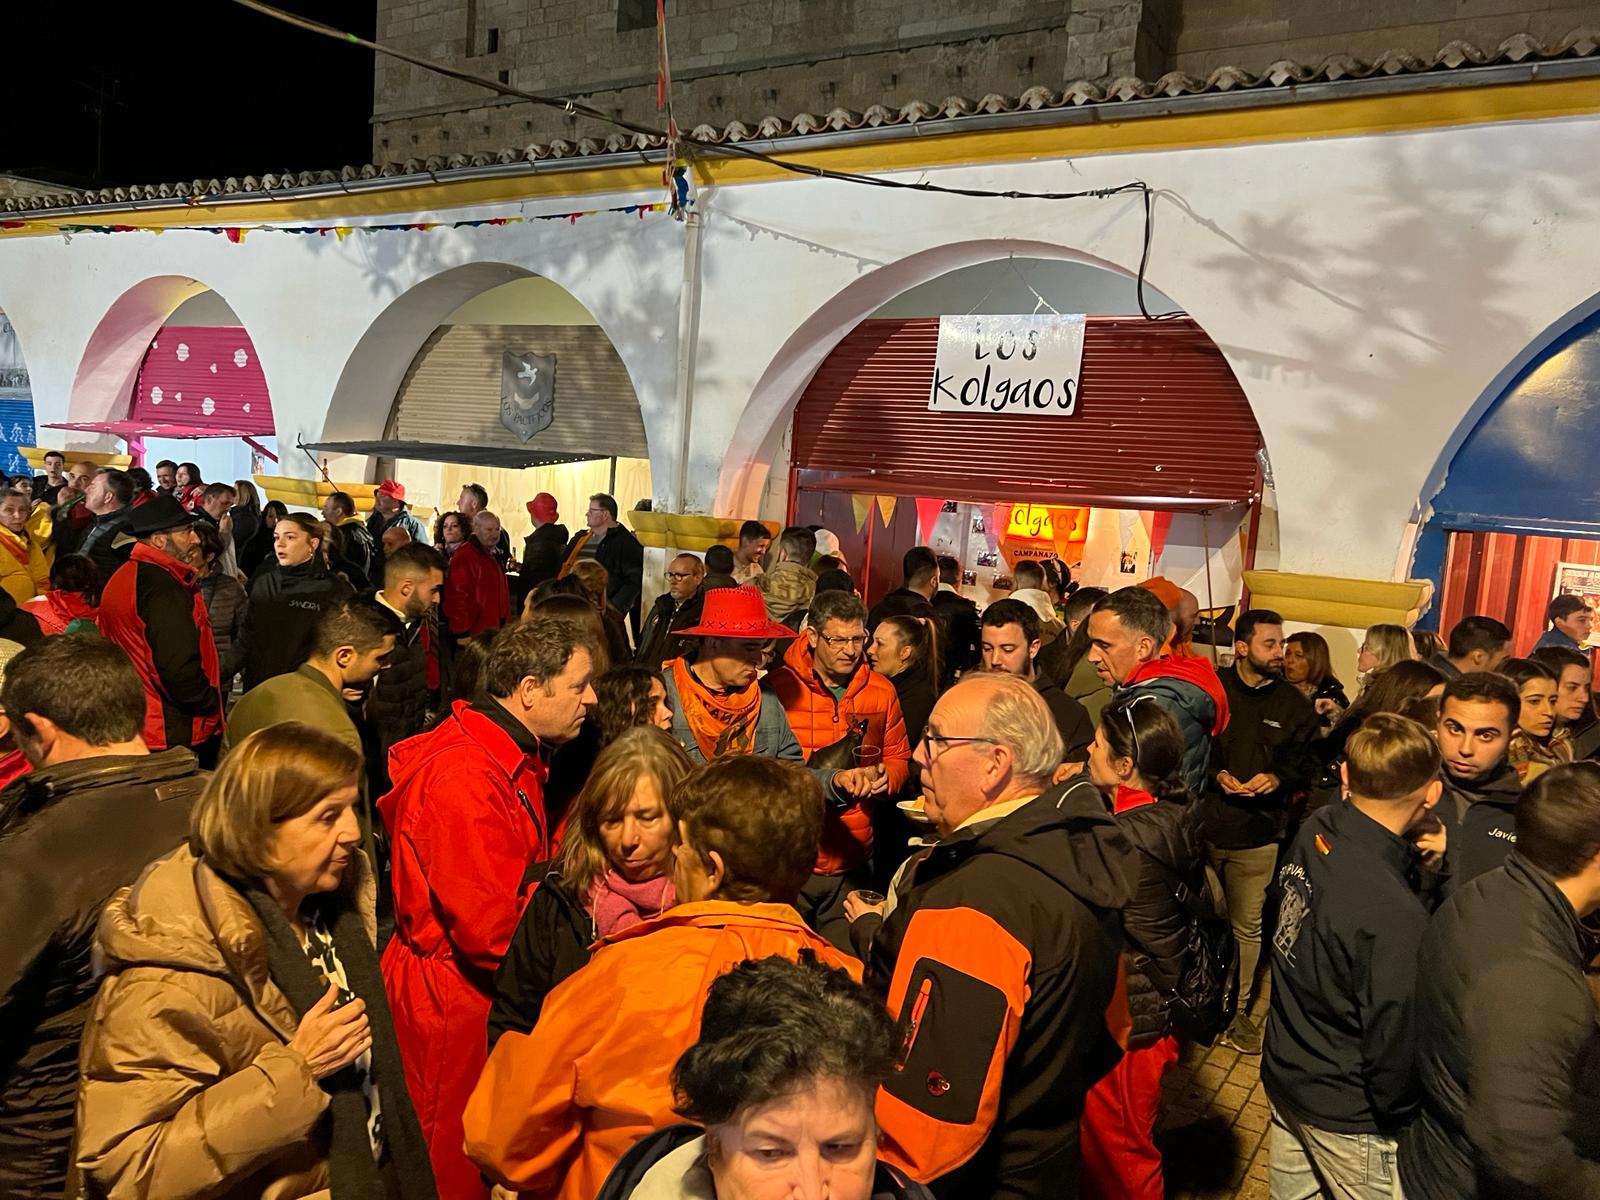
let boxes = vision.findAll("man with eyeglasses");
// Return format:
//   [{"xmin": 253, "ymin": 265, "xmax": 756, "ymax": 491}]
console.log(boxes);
[
  {"xmin": 769, "ymin": 588, "xmax": 913, "ymax": 949},
  {"xmin": 636, "ymin": 552, "xmax": 707, "ymax": 669},
  {"xmin": 861, "ymin": 673, "xmax": 1139, "ymax": 1198}
]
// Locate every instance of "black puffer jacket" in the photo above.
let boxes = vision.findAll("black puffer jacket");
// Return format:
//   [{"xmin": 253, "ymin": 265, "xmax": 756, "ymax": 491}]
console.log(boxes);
[
  {"xmin": 241, "ymin": 557, "xmax": 354, "ymax": 689},
  {"xmin": 520, "ymin": 522, "xmax": 569, "ymax": 588},
  {"xmin": 0, "ymin": 749, "xmax": 203, "ymax": 1199},
  {"xmin": 1400, "ymin": 852, "xmax": 1600, "ymax": 1199},
  {"xmin": 1114, "ymin": 787, "xmax": 1203, "ymax": 1048},
  {"xmin": 487, "ymin": 866, "xmax": 593, "ymax": 1050}
]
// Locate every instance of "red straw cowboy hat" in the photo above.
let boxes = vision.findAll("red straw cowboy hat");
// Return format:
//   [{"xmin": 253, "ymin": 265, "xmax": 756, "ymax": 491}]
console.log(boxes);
[{"xmin": 676, "ymin": 585, "xmax": 795, "ymax": 639}]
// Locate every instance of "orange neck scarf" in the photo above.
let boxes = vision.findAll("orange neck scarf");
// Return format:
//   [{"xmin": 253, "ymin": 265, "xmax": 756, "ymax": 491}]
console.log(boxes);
[{"xmin": 672, "ymin": 656, "xmax": 761, "ymax": 759}]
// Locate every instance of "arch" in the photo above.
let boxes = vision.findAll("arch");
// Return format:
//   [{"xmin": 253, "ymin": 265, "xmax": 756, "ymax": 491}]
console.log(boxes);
[
  {"xmin": 67, "ymin": 276, "xmax": 214, "ymax": 425},
  {"xmin": 714, "ymin": 238, "xmax": 1238, "ymax": 516},
  {"xmin": 1411, "ymin": 292, "xmax": 1600, "ymax": 629},
  {"xmin": 323, "ymin": 261, "xmax": 660, "ymax": 484}
]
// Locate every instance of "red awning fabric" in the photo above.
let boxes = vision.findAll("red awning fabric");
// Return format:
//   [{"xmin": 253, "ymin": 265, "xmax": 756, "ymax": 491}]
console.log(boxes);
[{"xmin": 791, "ymin": 316, "xmax": 1263, "ymax": 512}]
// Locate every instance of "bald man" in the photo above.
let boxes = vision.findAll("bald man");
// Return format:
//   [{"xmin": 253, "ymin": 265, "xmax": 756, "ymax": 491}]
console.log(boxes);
[
  {"xmin": 636, "ymin": 552, "xmax": 706, "ymax": 668},
  {"xmin": 862, "ymin": 673, "xmax": 1138, "ymax": 1195},
  {"xmin": 382, "ymin": 524, "xmax": 413, "ymax": 556}
]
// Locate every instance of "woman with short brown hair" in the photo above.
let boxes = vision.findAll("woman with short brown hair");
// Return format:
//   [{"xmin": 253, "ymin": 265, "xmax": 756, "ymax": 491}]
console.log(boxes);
[{"xmin": 76, "ymin": 722, "xmax": 436, "ymax": 1198}]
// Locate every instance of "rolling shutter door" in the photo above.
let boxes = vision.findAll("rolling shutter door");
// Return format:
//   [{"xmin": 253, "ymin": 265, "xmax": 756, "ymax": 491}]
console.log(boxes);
[
  {"xmin": 389, "ymin": 324, "xmax": 648, "ymax": 459},
  {"xmin": 792, "ymin": 316, "xmax": 1263, "ymax": 511}
]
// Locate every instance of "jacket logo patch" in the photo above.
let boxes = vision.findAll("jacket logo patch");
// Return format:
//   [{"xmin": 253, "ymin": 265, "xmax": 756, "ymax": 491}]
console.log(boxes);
[
  {"xmin": 926, "ymin": 1071, "xmax": 951, "ymax": 1096},
  {"xmin": 1263, "ymin": 719, "xmax": 1283, "ymax": 729},
  {"xmin": 1314, "ymin": 833, "xmax": 1331, "ymax": 855},
  {"xmin": 1273, "ymin": 865, "xmax": 1311, "ymax": 965}
]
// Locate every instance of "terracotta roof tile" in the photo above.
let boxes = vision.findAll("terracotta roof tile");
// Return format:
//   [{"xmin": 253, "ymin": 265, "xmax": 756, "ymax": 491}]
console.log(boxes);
[{"xmin": 4, "ymin": 28, "xmax": 1597, "ymax": 215}]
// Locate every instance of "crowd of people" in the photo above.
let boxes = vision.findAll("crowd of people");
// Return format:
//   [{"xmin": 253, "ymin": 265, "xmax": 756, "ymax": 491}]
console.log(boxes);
[{"xmin": 1, "ymin": 468, "xmax": 1598, "ymax": 1200}]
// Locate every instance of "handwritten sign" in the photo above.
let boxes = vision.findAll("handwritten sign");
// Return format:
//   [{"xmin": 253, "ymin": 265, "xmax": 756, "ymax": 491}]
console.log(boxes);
[
  {"xmin": 1005, "ymin": 504, "xmax": 1087, "ymax": 542},
  {"xmin": 928, "ymin": 314, "xmax": 1086, "ymax": 416}
]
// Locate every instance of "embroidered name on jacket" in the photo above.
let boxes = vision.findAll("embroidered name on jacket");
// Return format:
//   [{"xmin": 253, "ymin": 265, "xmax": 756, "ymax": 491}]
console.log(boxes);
[{"xmin": 1273, "ymin": 863, "xmax": 1312, "ymax": 966}]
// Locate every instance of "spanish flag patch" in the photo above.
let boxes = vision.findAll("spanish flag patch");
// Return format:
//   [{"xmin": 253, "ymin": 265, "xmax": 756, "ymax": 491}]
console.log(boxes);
[{"xmin": 1314, "ymin": 833, "xmax": 1332, "ymax": 855}]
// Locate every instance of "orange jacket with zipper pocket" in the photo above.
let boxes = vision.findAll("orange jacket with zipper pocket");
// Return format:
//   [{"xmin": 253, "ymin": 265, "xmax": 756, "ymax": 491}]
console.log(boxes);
[
  {"xmin": 766, "ymin": 636, "xmax": 913, "ymax": 874},
  {"xmin": 461, "ymin": 900, "xmax": 861, "ymax": 1200}
]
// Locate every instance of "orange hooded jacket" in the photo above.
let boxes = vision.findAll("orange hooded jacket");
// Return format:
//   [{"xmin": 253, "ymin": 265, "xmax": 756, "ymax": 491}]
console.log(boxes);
[
  {"xmin": 766, "ymin": 636, "xmax": 914, "ymax": 874},
  {"xmin": 461, "ymin": 901, "xmax": 861, "ymax": 1200}
]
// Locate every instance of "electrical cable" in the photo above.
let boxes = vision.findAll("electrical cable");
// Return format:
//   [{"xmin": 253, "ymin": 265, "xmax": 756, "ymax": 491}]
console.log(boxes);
[{"xmin": 227, "ymin": 0, "xmax": 1176, "ymax": 318}]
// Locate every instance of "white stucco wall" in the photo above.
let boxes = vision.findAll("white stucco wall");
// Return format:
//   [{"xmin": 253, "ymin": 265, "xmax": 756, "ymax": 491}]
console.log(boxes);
[{"xmin": 2, "ymin": 99, "xmax": 1598, "ymax": 587}]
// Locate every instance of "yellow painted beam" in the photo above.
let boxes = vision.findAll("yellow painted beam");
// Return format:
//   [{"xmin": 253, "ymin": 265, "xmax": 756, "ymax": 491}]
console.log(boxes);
[{"xmin": 3, "ymin": 76, "xmax": 1597, "ymax": 236}]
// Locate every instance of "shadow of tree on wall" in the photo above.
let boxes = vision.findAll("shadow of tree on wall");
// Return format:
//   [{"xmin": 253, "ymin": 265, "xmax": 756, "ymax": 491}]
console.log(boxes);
[{"xmin": 1169, "ymin": 127, "xmax": 1598, "ymax": 562}]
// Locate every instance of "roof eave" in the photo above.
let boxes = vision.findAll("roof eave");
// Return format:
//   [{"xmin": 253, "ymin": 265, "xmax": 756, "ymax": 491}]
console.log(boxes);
[{"xmin": 8, "ymin": 55, "xmax": 1599, "ymax": 220}]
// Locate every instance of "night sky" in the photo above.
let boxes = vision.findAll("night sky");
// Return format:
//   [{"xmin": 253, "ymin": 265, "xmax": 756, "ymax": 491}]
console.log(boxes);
[{"xmin": 3, "ymin": 1, "xmax": 378, "ymax": 190}]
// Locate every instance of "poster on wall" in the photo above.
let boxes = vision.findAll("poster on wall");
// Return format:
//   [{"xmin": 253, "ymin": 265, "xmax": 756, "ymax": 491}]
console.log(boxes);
[
  {"xmin": 1552, "ymin": 561, "xmax": 1600, "ymax": 647},
  {"xmin": 928, "ymin": 314, "xmax": 1086, "ymax": 416}
]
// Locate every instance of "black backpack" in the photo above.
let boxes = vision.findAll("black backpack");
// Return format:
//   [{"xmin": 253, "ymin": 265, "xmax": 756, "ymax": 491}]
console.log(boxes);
[{"xmin": 1146, "ymin": 856, "xmax": 1239, "ymax": 1045}]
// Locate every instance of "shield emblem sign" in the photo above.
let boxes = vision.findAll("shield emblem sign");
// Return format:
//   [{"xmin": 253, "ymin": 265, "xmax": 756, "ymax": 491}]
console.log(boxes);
[{"xmin": 500, "ymin": 350, "xmax": 557, "ymax": 442}]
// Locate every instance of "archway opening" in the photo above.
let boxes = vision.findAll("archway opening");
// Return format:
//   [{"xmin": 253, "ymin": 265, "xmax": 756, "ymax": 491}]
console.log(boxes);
[
  {"xmin": 317, "ymin": 270, "xmax": 652, "ymax": 565},
  {"xmin": 1414, "ymin": 301, "xmax": 1600, "ymax": 652},
  {"xmin": 59, "ymin": 278, "xmax": 276, "ymax": 487},
  {"xmin": 0, "ymin": 308, "xmax": 40, "ymax": 484},
  {"xmin": 744, "ymin": 253, "xmax": 1268, "ymax": 617}
]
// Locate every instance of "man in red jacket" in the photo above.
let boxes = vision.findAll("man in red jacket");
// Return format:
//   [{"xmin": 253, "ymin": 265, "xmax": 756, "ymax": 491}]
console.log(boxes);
[
  {"xmin": 96, "ymin": 495, "xmax": 223, "ymax": 765},
  {"xmin": 379, "ymin": 615, "xmax": 598, "ymax": 1200},
  {"xmin": 445, "ymin": 509, "xmax": 512, "ymax": 644},
  {"xmin": 768, "ymin": 588, "xmax": 912, "ymax": 949}
]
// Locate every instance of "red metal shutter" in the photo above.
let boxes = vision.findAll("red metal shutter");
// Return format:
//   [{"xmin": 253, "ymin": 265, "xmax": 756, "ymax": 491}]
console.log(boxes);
[
  {"xmin": 133, "ymin": 327, "xmax": 274, "ymax": 434},
  {"xmin": 791, "ymin": 316, "xmax": 1262, "ymax": 511}
]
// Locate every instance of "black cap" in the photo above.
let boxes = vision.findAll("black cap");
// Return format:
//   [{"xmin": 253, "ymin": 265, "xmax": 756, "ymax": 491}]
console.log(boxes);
[{"xmin": 126, "ymin": 495, "xmax": 200, "ymax": 537}]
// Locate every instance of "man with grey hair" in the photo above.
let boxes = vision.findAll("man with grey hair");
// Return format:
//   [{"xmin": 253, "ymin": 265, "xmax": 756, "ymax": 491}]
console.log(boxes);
[
  {"xmin": 1088, "ymin": 585, "xmax": 1230, "ymax": 796},
  {"xmin": 856, "ymin": 672, "xmax": 1139, "ymax": 1197}
]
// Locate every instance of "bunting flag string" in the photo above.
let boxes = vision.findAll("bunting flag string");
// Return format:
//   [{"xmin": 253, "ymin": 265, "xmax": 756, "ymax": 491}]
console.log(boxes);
[{"xmin": 0, "ymin": 202, "xmax": 670, "ymax": 241}]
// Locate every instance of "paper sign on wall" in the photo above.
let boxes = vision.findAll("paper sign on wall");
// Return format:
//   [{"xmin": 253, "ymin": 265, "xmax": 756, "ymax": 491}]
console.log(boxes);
[{"xmin": 928, "ymin": 314, "xmax": 1087, "ymax": 416}]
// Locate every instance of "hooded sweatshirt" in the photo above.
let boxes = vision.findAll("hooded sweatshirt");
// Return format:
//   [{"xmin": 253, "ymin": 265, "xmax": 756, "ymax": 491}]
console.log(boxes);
[
  {"xmin": 1115, "ymin": 656, "xmax": 1231, "ymax": 798},
  {"xmin": 871, "ymin": 778, "xmax": 1140, "ymax": 1198},
  {"xmin": 1008, "ymin": 587, "xmax": 1066, "ymax": 642}
]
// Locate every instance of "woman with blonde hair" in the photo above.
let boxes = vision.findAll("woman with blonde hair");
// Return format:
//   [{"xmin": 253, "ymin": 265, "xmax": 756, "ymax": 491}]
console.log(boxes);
[
  {"xmin": 571, "ymin": 559, "xmax": 632, "ymax": 667},
  {"xmin": 1355, "ymin": 623, "xmax": 1415, "ymax": 692},
  {"xmin": 487, "ymin": 726, "xmax": 694, "ymax": 1047},
  {"xmin": 75, "ymin": 723, "xmax": 437, "ymax": 1198}
]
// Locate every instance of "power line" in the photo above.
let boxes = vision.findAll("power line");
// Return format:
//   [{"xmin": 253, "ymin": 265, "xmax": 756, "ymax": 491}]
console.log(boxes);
[{"xmin": 226, "ymin": 0, "xmax": 1175, "ymax": 319}]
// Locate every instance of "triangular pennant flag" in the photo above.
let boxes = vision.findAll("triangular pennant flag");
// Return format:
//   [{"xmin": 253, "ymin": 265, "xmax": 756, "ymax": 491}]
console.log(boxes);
[
  {"xmin": 876, "ymin": 495, "xmax": 898, "ymax": 526},
  {"xmin": 851, "ymin": 495, "xmax": 874, "ymax": 533},
  {"xmin": 1148, "ymin": 511, "xmax": 1174, "ymax": 562},
  {"xmin": 914, "ymin": 497, "xmax": 944, "ymax": 543}
]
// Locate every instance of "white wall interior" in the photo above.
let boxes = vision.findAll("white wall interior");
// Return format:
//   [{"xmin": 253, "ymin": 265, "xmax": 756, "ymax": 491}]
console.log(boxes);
[{"xmin": 871, "ymin": 257, "xmax": 1181, "ymax": 318}]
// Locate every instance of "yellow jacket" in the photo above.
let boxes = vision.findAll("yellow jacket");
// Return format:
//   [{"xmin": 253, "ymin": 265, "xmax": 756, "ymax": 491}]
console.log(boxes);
[{"xmin": 0, "ymin": 526, "xmax": 51, "ymax": 603}]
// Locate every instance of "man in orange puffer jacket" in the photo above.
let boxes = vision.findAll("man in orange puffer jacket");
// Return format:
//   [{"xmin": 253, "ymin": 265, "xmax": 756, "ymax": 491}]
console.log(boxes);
[{"xmin": 768, "ymin": 588, "xmax": 912, "ymax": 949}]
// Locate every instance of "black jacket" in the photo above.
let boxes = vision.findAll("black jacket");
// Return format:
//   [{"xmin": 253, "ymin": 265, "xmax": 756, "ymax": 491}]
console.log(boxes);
[
  {"xmin": 487, "ymin": 866, "xmax": 594, "ymax": 1051},
  {"xmin": 0, "ymin": 749, "xmax": 203, "ymax": 1199},
  {"xmin": 76, "ymin": 506, "xmax": 134, "ymax": 586},
  {"xmin": 1034, "ymin": 672, "xmax": 1093, "ymax": 762},
  {"xmin": 363, "ymin": 598, "xmax": 439, "ymax": 796},
  {"xmin": 198, "ymin": 570, "xmax": 249, "ymax": 683},
  {"xmin": 931, "ymin": 588, "xmax": 981, "ymax": 685},
  {"xmin": 1115, "ymin": 789, "xmax": 1203, "ymax": 1048},
  {"xmin": 241, "ymin": 558, "xmax": 355, "ymax": 689},
  {"xmin": 334, "ymin": 519, "xmax": 378, "ymax": 591},
  {"xmin": 1435, "ymin": 761, "xmax": 1522, "ymax": 893},
  {"xmin": 563, "ymin": 523, "xmax": 645, "ymax": 621},
  {"xmin": 1205, "ymin": 666, "xmax": 1318, "ymax": 849},
  {"xmin": 520, "ymin": 522, "xmax": 569, "ymax": 588},
  {"xmin": 1262, "ymin": 801, "xmax": 1429, "ymax": 1134},
  {"xmin": 635, "ymin": 589, "xmax": 704, "ymax": 671},
  {"xmin": 869, "ymin": 779, "xmax": 1139, "ymax": 1198},
  {"xmin": 238, "ymin": 520, "xmax": 276, "ymax": 578},
  {"xmin": 888, "ymin": 659, "xmax": 937, "ymax": 747},
  {"xmin": 867, "ymin": 586, "xmax": 937, "ymax": 632},
  {"xmin": 1400, "ymin": 852, "xmax": 1600, "ymax": 1199}
]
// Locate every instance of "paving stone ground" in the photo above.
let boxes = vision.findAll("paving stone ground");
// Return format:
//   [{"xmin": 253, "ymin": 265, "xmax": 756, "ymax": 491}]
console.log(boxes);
[{"xmin": 1159, "ymin": 979, "xmax": 1273, "ymax": 1199}]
